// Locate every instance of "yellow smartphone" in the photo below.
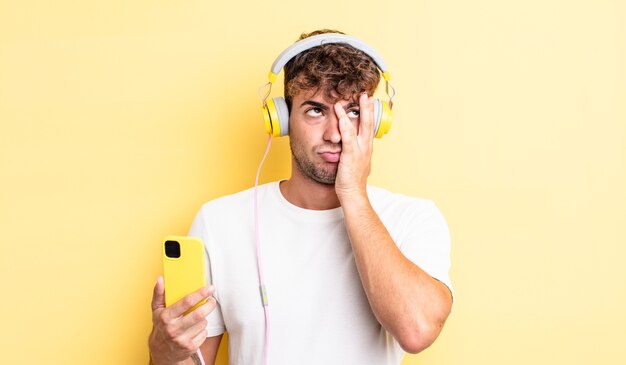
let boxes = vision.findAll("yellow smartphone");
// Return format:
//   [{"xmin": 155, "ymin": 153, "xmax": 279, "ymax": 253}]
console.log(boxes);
[{"xmin": 162, "ymin": 235, "xmax": 207, "ymax": 313}]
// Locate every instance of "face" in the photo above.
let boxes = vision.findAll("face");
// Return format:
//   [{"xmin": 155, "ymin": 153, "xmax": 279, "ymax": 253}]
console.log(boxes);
[{"xmin": 288, "ymin": 89, "xmax": 361, "ymax": 184}]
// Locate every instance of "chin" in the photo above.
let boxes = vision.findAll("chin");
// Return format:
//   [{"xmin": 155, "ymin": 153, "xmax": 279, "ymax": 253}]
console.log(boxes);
[{"xmin": 309, "ymin": 171, "xmax": 336, "ymax": 185}]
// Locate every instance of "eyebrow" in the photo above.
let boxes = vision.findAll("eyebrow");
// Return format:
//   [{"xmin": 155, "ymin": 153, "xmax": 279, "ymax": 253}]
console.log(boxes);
[
  {"xmin": 300, "ymin": 100, "xmax": 360, "ymax": 110},
  {"xmin": 300, "ymin": 100, "xmax": 329, "ymax": 111}
]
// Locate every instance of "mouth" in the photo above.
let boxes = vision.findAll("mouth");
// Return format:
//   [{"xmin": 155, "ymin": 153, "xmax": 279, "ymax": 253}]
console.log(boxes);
[{"xmin": 319, "ymin": 150, "xmax": 341, "ymax": 163}]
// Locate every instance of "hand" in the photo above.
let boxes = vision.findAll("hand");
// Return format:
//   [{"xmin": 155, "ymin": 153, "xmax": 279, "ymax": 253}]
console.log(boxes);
[
  {"xmin": 334, "ymin": 93, "xmax": 375, "ymax": 200},
  {"xmin": 149, "ymin": 276, "xmax": 217, "ymax": 365}
]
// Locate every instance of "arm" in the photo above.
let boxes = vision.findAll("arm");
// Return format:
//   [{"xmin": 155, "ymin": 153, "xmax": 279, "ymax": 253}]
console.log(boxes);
[
  {"xmin": 334, "ymin": 94, "xmax": 452, "ymax": 353},
  {"xmin": 340, "ymin": 194, "xmax": 452, "ymax": 353}
]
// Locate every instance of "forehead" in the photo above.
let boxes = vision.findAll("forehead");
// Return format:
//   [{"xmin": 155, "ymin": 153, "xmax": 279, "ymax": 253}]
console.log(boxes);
[{"xmin": 291, "ymin": 87, "xmax": 360, "ymax": 105}]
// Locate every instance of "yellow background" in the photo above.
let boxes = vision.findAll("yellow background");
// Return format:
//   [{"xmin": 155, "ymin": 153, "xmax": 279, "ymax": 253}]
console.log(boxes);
[{"xmin": 1, "ymin": 0, "xmax": 624, "ymax": 364}]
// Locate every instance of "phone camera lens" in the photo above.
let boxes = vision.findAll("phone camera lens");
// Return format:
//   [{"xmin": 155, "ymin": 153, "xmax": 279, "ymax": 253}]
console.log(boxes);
[{"xmin": 164, "ymin": 241, "xmax": 181, "ymax": 258}]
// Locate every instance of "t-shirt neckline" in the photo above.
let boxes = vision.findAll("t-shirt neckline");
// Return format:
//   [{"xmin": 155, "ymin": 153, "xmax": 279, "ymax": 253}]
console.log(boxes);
[{"xmin": 270, "ymin": 181, "xmax": 344, "ymax": 223}]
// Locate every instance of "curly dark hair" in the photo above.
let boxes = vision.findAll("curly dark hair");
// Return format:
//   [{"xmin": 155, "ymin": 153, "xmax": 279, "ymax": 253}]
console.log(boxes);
[{"xmin": 283, "ymin": 29, "xmax": 381, "ymax": 109}]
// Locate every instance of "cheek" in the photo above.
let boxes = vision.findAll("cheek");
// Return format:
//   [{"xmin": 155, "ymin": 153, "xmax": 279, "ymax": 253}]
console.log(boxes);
[
  {"xmin": 291, "ymin": 119, "xmax": 324, "ymax": 139},
  {"xmin": 289, "ymin": 124, "xmax": 315, "ymax": 148}
]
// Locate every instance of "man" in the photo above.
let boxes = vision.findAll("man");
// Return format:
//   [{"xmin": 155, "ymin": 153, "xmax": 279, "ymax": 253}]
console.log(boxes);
[{"xmin": 148, "ymin": 29, "xmax": 453, "ymax": 365}]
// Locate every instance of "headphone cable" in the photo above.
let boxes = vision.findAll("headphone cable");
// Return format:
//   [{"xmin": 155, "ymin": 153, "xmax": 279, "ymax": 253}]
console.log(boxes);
[{"xmin": 254, "ymin": 135, "xmax": 273, "ymax": 365}]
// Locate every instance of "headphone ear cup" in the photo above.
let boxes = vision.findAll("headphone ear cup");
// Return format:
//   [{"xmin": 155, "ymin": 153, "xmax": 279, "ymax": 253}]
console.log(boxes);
[
  {"xmin": 262, "ymin": 97, "xmax": 290, "ymax": 137},
  {"xmin": 262, "ymin": 100, "xmax": 275, "ymax": 136},
  {"xmin": 273, "ymin": 97, "xmax": 290, "ymax": 137},
  {"xmin": 373, "ymin": 98, "xmax": 393, "ymax": 138}
]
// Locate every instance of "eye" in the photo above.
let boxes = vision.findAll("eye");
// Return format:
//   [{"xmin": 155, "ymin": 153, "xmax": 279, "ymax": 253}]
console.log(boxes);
[
  {"xmin": 305, "ymin": 108, "xmax": 323, "ymax": 117},
  {"xmin": 347, "ymin": 109, "xmax": 360, "ymax": 118}
]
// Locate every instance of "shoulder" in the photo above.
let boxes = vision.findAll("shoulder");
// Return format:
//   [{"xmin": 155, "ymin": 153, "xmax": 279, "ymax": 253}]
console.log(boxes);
[
  {"xmin": 366, "ymin": 185, "xmax": 449, "ymax": 238},
  {"xmin": 189, "ymin": 183, "xmax": 278, "ymax": 238},
  {"xmin": 197, "ymin": 182, "xmax": 275, "ymax": 216},
  {"xmin": 367, "ymin": 185, "xmax": 442, "ymax": 217}
]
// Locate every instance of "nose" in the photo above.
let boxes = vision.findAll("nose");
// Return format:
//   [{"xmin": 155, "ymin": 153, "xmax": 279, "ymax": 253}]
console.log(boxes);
[{"xmin": 323, "ymin": 113, "xmax": 341, "ymax": 144}]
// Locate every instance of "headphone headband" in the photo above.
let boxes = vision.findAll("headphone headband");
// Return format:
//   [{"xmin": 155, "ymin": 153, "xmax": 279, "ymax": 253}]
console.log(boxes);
[
  {"xmin": 268, "ymin": 33, "xmax": 390, "ymax": 83},
  {"xmin": 261, "ymin": 32, "xmax": 394, "ymax": 138}
]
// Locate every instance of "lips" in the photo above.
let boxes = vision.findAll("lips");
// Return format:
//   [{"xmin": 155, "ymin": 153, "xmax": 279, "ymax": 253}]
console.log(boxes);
[{"xmin": 319, "ymin": 151, "xmax": 341, "ymax": 163}]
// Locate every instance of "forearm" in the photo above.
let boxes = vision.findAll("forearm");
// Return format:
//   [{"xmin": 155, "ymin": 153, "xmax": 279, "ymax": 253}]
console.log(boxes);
[{"xmin": 340, "ymin": 193, "xmax": 452, "ymax": 353}]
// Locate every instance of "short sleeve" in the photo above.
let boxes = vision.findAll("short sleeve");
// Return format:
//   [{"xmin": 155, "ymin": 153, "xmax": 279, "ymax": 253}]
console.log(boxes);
[
  {"xmin": 188, "ymin": 208, "xmax": 226, "ymax": 337},
  {"xmin": 397, "ymin": 200, "xmax": 453, "ymax": 298}
]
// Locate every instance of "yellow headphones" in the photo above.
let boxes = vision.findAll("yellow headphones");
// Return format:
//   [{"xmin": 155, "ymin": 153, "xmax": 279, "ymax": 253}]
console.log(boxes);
[{"xmin": 260, "ymin": 33, "xmax": 395, "ymax": 138}]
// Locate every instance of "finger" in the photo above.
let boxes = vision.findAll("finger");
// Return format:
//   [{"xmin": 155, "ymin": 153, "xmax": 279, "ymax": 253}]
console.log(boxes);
[
  {"xmin": 190, "ymin": 327, "xmax": 209, "ymax": 349},
  {"xmin": 168, "ymin": 285, "xmax": 215, "ymax": 319},
  {"xmin": 160, "ymin": 298, "xmax": 214, "ymax": 346},
  {"xmin": 358, "ymin": 93, "xmax": 374, "ymax": 142},
  {"xmin": 334, "ymin": 102, "xmax": 356, "ymax": 148},
  {"xmin": 179, "ymin": 297, "xmax": 217, "ymax": 329},
  {"xmin": 152, "ymin": 276, "xmax": 166, "ymax": 311},
  {"xmin": 186, "ymin": 312, "xmax": 209, "ymax": 340},
  {"xmin": 169, "ymin": 324, "xmax": 207, "ymax": 356},
  {"xmin": 171, "ymin": 326, "xmax": 209, "ymax": 356},
  {"xmin": 333, "ymin": 102, "xmax": 351, "ymax": 128},
  {"xmin": 367, "ymin": 96, "xmax": 376, "ymax": 143}
]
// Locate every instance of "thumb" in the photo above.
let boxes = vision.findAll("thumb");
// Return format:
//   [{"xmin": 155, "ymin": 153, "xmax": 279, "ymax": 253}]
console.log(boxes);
[{"xmin": 151, "ymin": 276, "xmax": 166, "ymax": 311}]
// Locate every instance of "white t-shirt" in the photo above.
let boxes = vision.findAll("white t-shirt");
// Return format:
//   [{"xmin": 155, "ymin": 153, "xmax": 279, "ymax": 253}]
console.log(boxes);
[{"xmin": 188, "ymin": 182, "xmax": 452, "ymax": 365}]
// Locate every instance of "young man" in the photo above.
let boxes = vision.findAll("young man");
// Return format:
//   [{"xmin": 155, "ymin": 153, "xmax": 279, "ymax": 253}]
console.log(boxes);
[{"xmin": 148, "ymin": 29, "xmax": 453, "ymax": 365}]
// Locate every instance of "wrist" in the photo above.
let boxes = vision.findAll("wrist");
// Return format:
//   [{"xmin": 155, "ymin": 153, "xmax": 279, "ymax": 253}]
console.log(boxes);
[
  {"xmin": 336, "ymin": 181, "xmax": 367, "ymax": 199},
  {"xmin": 150, "ymin": 354, "xmax": 190, "ymax": 365},
  {"xmin": 337, "ymin": 188, "xmax": 370, "ymax": 208},
  {"xmin": 149, "ymin": 345, "xmax": 189, "ymax": 365}
]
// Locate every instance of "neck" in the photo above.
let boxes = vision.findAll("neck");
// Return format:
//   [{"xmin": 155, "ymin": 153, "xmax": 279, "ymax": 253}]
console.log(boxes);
[{"xmin": 279, "ymin": 163, "xmax": 341, "ymax": 210}]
